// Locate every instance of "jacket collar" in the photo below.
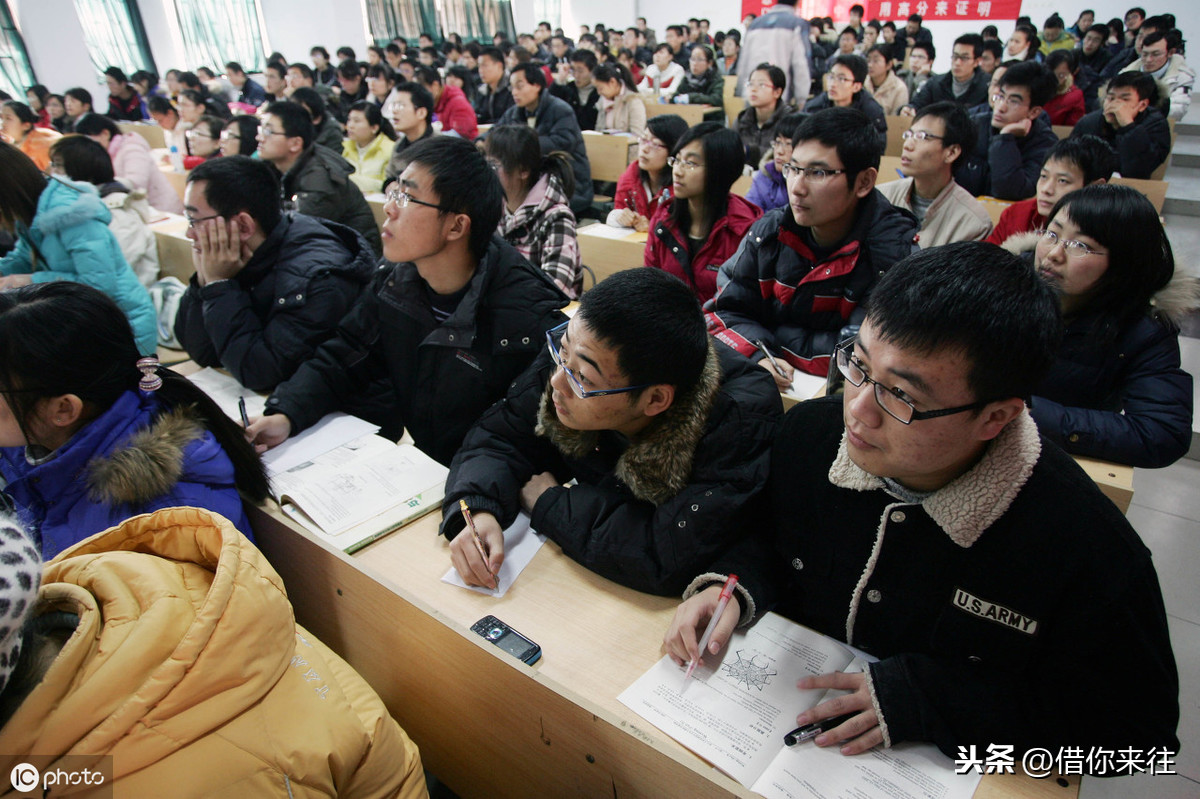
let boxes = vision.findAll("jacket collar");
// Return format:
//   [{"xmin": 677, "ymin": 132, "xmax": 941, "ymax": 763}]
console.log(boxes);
[
  {"xmin": 827, "ymin": 409, "xmax": 1042, "ymax": 547},
  {"xmin": 534, "ymin": 340, "xmax": 722, "ymax": 504}
]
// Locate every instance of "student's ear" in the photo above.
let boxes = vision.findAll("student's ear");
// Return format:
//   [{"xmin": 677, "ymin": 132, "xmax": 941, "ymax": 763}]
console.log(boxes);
[
  {"xmin": 944, "ymin": 144, "xmax": 962, "ymax": 165},
  {"xmin": 234, "ymin": 211, "xmax": 256, "ymax": 241},
  {"xmin": 1135, "ymin": 97, "xmax": 1150, "ymax": 114},
  {"xmin": 975, "ymin": 397, "xmax": 1027, "ymax": 442},
  {"xmin": 39, "ymin": 394, "xmax": 85, "ymax": 430},
  {"xmin": 1090, "ymin": 177, "xmax": 1109, "ymax": 186},
  {"xmin": 853, "ymin": 167, "xmax": 877, "ymax": 197},
  {"xmin": 640, "ymin": 384, "xmax": 676, "ymax": 418},
  {"xmin": 1026, "ymin": 105, "xmax": 1043, "ymax": 122},
  {"xmin": 443, "ymin": 211, "xmax": 472, "ymax": 245}
]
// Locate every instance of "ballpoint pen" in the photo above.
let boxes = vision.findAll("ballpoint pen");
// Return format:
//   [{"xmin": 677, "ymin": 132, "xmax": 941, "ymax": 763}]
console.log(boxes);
[
  {"xmin": 459, "ymin": 499, "xmax": 498, "ymax": 587},
  {"xmin": 685, "ymin": 574, "xmax": 738, "ymax": 681},
  {"xmin": 783, "ymin": 712, "xmax": 857, "ymax": 746},
  {"xmin": 238, "ymin": 396, "xmax": 250, "ymax": 429},
  {"xmin": 752, "ymin": 339, "xmax": 787, "ymax": 378}
]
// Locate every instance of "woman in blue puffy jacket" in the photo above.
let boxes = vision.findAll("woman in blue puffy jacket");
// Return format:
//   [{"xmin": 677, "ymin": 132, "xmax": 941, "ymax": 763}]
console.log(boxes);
[
  {"xmin": 0, "ymin": 142, "xmax": 158, "ymax": 354},
  {"xmin": 1026, "ymin": 184, "xmax": 1197, "ymax": 468},
  {"xmin": 0, "ymin": 282, "xmax": 269, "ymax": 558}
]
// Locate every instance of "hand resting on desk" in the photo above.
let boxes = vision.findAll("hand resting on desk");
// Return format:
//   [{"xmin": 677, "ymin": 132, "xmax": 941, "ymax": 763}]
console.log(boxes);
[{"xmin": 245, "ymin": 413, "xmax": 291, "ymax": 454}]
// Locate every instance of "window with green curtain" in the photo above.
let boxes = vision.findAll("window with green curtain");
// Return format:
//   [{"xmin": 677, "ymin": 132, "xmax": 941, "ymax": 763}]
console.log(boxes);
[
  {"xmin": 0, "ymin": 0, "xmax": 35, "ymax": 99},
  {"xmin": 74, "ymin": 0, "xmax": 156, "ymax": 79},
  {"xmin": 174, "ymin": 0, "xmax": 266, "ymax": 73},
  {"xmin": 440, "ymin": 0, "xmax": 515, "ymax": 43},
  {"xmin": 364, "ymin": 0, "xmax": 440, "ymax": 45}
]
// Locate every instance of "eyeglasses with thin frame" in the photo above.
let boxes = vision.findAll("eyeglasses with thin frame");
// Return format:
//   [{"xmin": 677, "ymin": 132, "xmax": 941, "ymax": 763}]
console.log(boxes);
[
  {"xmin": 835, "ymin": 339, "xmax": 990, "ymax": 425},
  {"xmin": 220, "ymin": 132, "xmax": 241, "ymax": 141},
  {"xmin": 1038, "ymin": 229, "xmax": 1107, "ymax": 258},
  {"xmin": 185, "ymin": 213, "xmax": 221, "ymax": 230},
  {"xmin": 667, "ymin": 155, "xmax": 704, "ymax": 171},
  {"xmin": 828, "ymin": 73, "xmax": 856, "ymax": 84},
  {"xmin": 991, "ymin": 92, "xmax": 1028, "ymax": 108},
  {"xmin": 901, "ymin": 129, "xmax": 945, "ymax": 143},
  {"xmin": 950, "ymin": 51, "xmax": 977, "ymax": 61},
  {"xmin": 545, "ymin": 322, "xmax": 652, "ymax": 399},
  {"xmin": 258, "ymin": 126, "xmax": 289, "ymax": 137},
  {"xmin": 771, "ymin": 139, "xmax": 793, "ymax": 153},
  {"xmin": 385, "ymin": 187, "xmax": 453, "ymax": 212},
  {"xmin": 780, "ymin": 162, "xmax": 846, "ymax": 183},
  {"xmin": 637, "ymin": 135, "xmax": 665, "ymax": 151},
  {"xmin": 746, "ymin": 81, "xmax": 775, "ymax": 90}
]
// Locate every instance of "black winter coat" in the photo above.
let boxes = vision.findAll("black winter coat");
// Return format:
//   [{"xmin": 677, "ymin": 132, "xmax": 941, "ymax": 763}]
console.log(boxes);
[
  {"xmin": 174, "ymin": 214, "xmax": 377, "ymax": 392},
  {"xmin": 1071, "ymin": 107, "xmax": 1171, "ymax": 179},
  {"xmin": 803, "ymin": 90, "xmax": 888, "ymax": 135},
  {"xmin": 439, "ymin": 342, "xmax": 781, "ymax": 595},
  {"xmin": 955, "ymin": 108, "xmax": 1058, "ymax": 199},
  {"xmin": 498, "ymin": 94, "xmax": 594, "ymax": 214},
  {"xmin": 280, "ymin": 144, "xmax": 383, "ymax": 256},
  {"xmin": 907, "ymin": 68, "xmax": 991, "ymax": 111},
  {"xmin": 264, "ymin": 236, "xmax": 569, "ymax": 466}
]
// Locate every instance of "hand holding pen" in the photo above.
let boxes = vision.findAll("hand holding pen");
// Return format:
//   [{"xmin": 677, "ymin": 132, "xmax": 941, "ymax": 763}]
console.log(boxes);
[
  {"xmin": 455, "ymin": 500, "xmax": 500, "ymax": 589},
  {"xmin": 788, "ymin": 671, "xmax": 884, "ymax": 754},
  {"xmin": 752, "ymin": 340, "xmax": 794, "ymax": 394}
]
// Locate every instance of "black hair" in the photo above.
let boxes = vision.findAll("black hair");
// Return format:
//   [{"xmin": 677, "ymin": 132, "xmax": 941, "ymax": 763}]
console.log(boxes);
[
  {"xmin": 386, "ymin": 43, "xmax": 403, "ymax": 56},
  {"xmin": 637, "ymin": 113, "xmax": 687, "ymax": 190},
  {"xmin": 223, "ymin": 115, "xmax": 259, "ymax": 156},
  {"xmin": 414, "ymin": 65, "xmax": 441, "ymax": 87},
  {"xmin": 189, "ymin": 115, "xmax": 225, "ymax": 155},
  {"xmin": 593, "ymin": 63, "xmax": 637, "ymax": 91},
  {"xmin": 725, "ymin": 29, "xmax": 742, "ymax": 45},
  {"xmin": 571, "ymin": 49, "xmax": 598, "ymax": 71},
  {"xmin": 486, "ymin": 124, "xmax": 575, "ymax": 200},
  {"xmin": 691, "ymin": 44, "xmax": 715, "ymax": 65},
  {"xmin": 336, "ymin": 46, "xmax": 357, "ymax": 61},
  {"xmin": 64, "ymin": 87, "xmax": 93, "ymax": 108},
  {"xmin": 1083, "ymin": 23, "xmax": 1110, "ymax": 43},
  {"xmin": 999, "ymin": 61, "xmax": 1055, "ymax": 107},
  {"xmin": 479, "ymin": 46, "xmax": 504, "ymax": 65},
  {"xmin": 264, "ymin": 61, "xmax": 287, "ymax": 81},
  {"xmin": 311, "ymin": 45, "xmax": 330, "ymax": 59},
  {"xmin": 367, "ymin": 63, "xmax": 396, "ymax": 83},
  {"xmin": 1141, "ymin": 30, "xmax": 1168, "ymax": 49},
  {"xmin": 337, "ymin": 59, "xmax": 361, "ymax": 79},
  {"xmin": 1047, "ymin": 184, "xmax": 1174, "ymax": 332},
  {"xmin": 753, "ymin": 62, "xmax": 787, "ymax": 91},
  {"xmin": 577, "ymin": 268, "xmax": 708, "ymax": 397},
  {"xmin": 792, "ymin": 107, "xmax": 882, "ymax": 185},
  {"xmin": 2, "ymin": 101, "xmax": 37, "ymax": 131},
  {"xmin": 869, "ymin": 242, "xmax": 1062, "ymax": 402},
  {"xmin": 48, "ymin": 136, "xmax": 113, "ymax": 184},
  {"xmin": 348, "ymin": 99, "xmax": 397, "ymax": 141},
  {"xmin": 982, "ymin": 39, "xmax": 1003, "ymax": 61},
  {"xmin": 1107, "ymin": 18, "xmax": 1125, "ymax": 42},
  {"xmin": 1129, "ymin": 8, "xmax": 1148, "ymax": 23},
  {"xmin": 0, "ymin": 282, "xmax": 268, "ymax": 499},
  {"xmin": 981, "ymin": 24, "xmax": 999, "ymax": 39},
  {"xmin": 865, "ymin": 44, "xmax": 893, "ymax": 64},
  {"xmin": 402, "ymin": 136, "xmax": 504, "ymax": 260},
  {"xmin": 908, "ymin": 13, "xmax": 923, "ymax": 23},
  {"xmin": 0, "ymin": 142, "xmax": 45, "ymax": 231},
  {"xmin": 178, "ymin": 88, "xmax": 208, "ymax": 112},
  {"xmin": 1043, "ymin": 135, "xmax": 1117, "ymax": 184},
  {"xmin": 196, "ymin": 67, "xmax": 217, "ymax": 81},
  {"xmin": 839, "ymin": 26, "xmax": 858, "ymax": 41},
  {"xmin": 263, "ymin": 100, "xmax": 314, "ymax": 149},
  {"xmin": 955, "ymin": 33, "xmax": 984, "ymax": 58},
  {"xmin": 266, "ymin": 54, "xmax": 286, "ymax": 66},
  {"xmin": 881, "ymin": 20, "xmax": 895, "ymax": 31},
  {"xmin": 394, "ymin": 80, "xmax": 434, "ymax": 121},
  {"xmin": 187, "ymin": 155, "xmax": 281, "ymax": 233},
  {"xmin": 286, "ymin": 62, "xmax": 313, "ymax": 83},
  {"xmin": 668, "ymin": 122, "xmax": 743, "ymax": 243},
  {"xmin": 850, "ymin": 4, "xmax": 864, "ymax": 15},
  {"xmin": 367, "ymin": 45, "xmax": 385, "ymax": 62},
  {"xmin": 1012, "ymin": 25, "xmax": 1041, "ymax": 59},
  {"xmin": 1044, "ymin": 14, "xmax": 1065, "ymax": 30},
  {"xmin": 653, "ymin": 42, "xmax": 673, "ymax": 57},
  {"xmin": 224, "ymin": 61, "xmax": 245, "ymax": 75},
  {"xmin": 774, "ymin": 112, "xmax": 807, "ymax": 145},
  {"xmin": 177, "ymin": 71, "xmax": 203, "ymax": 90},
  {"xmin": 289, "ymin": 87, "xmax": 328, "ymax": 123},
  {"xmin": 912, "ymin": 101, "xmax": 975, "ymax": 167},
  {"xmin": 911, "ymin": 41, "xmax": 935, "ymax": 61},
  {"xmin": 1107, "ymin": 70, "xmax": 1158, "ymax": 105},
  {"xmin": 1045, "ymin": 49, "xmax": 1077, "ymax": 74},
  {"xmin": 103, "ymin": 66, "xmax": 128, "ymax": 84},
  {"xmin": 25, "ymin": 85, "xmax": 49, "ymax": 108},
  {"xmin": 147, "ymin": 96, "xmax": 176, "ymax": 117},
  {"xmin": 511, "ymin": 62, "xmax": 548, "ymax": 90},
  {"xmin": 832, "ymin": 53, "xmax": 868, "ymax": 84}
]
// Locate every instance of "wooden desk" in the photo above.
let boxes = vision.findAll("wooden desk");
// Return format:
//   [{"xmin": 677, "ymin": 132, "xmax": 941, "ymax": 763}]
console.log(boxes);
[
  {"xmin": 158, "ymin": 163, "xmax": 189, "ymax": 202},
  {"xmin": 583, "ymin": 131, "xmax": 637, "ymax": 183},
  {"xmin": 118, "ymin": 121, "xmax": 166, "ymax": 149},
  {"xmin": 1074, "ymin": 455, "xmax": 1135, "ymax": 514},
  {"xmin": 877, "ymin": 155, "xmax": 905, "ymax": 184},
  {"xmin": 1111, "ymin": 176, "xmax": 1168, "ymax": 214},
  {"xmin": 977, "ymin": 196, "xmax": 1015, "ymax": 226},
  {"xmin": 884, "ymin": 115, "xmax": 911, "ymax": 157},
  {"xmin": 149, "ymin": 213, "xmax": 195, "ymax": 283},
  {"xmin": 723, "ymin": 75, "xmax": 742, "ymax": 127},
  {"xmin": 577, "ymin": 224, "xmax": 647, "ymax": 285},
  {"xmin": 247, "ymin": 501, "xmax": 1079, "ymax": 799},
  {"xmin": 365, "ymin": 192, "xmax": 387, "ymax": 229},
  {"xmin": 643, "ymin": 99, "xmax": 714, "ymax": 126}
]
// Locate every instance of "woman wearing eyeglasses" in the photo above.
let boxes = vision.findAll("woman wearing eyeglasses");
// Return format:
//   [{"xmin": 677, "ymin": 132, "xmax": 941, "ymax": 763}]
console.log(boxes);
[
  {"xmin": 1017, "ymin": 184, "xmax": 1196, "ymax": 468},
  {"xmin": 645, "ymin": 123, "xmax": 761, "ymax": 304},
  {"xmin": 220, "ymin": 115, "xmax": 259, "ymax": 157},
  {"xmin": 606, "ymin": 114, "xmax": 687, "ymax": 231},
  {"xmin": 182, "ymin": 116, "xmax": 224, "ymax": 169},
  {"xmin": 0, "ymin": 142, "xmax": 157, "ymax": 355}
]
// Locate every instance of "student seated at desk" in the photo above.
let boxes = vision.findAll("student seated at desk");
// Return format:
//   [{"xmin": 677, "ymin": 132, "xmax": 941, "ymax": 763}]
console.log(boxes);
[
  {"xmin": 669, "ymin": 45, "xmax": 724, "ymax": 121},
  {"xmin": 181, "ymin": 115, "xmax": 223, "ymax": 170},
  {"xmin": 0, "ymin": 508, "xmax": 429, "ymax": 798},
  {"xmin": 606, "ymin": 114, "xmax": 687, "ymax": 232},
  {"xmin": 220, "ymin": 115, "xmax": 259, "ymax": 157},
  {"xmin": 1071, "ymin": 71, "xmax": 1172, "ymax": 180},
  {"xmin": 592, "ymin": 63, "xmax": 646, "ymax": 137},
  {"xmin": 665, "ymin": 243, "xmax": 1180, "ymax": 769},
  {"xmin": 0, "ymin": 283, "xmax": 268, "ymax": 559},
  {"xmin": 247, "ymin": 137, "xmax": 569, "ymax": 465},
  {"xmin": 173, "ymin": 156, "xmax": 377, "ymax": 393},
  {"xmin": 342, "ymin": 100, "xmax": 397, "ymax": 193},
  {"xmin": 805, "ymin": 55, "xmax": 888, "ymax": 135},
  {"xmin": 745, "ymin": 112, "xmax": 806, "ymax": 214},
  {"xmin": 73, "ymin": 113, "xmax": 184, "ymax": 214},
  {"xmin": 441, "ymin": 268, "xmax": 780, "ymax": 596},
  {"xmin": 707, "ymin": 108, "xmax": 919, "ymax": 388},
  {"xmin": 645, "ymin": 123, "xmax": 761, "ymax": 305},
  {"xmin": 487, "ymin": 125, "xmax": 582, "ymax": 299},
  {"xmin": 1006, "ymin": 185, "xmax": 1195, "ymax": 468}
]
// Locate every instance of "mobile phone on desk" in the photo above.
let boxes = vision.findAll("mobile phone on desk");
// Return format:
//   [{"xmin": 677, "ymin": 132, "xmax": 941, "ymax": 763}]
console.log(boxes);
[{"xmin": 471, "ymin": 615, "xmax": 542, "ymax": 665}]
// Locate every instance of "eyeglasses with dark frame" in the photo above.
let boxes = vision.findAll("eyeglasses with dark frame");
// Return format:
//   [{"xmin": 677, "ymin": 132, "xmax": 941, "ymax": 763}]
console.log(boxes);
[
  {"xmin": 780, "ymin": 163, "xmax": 846, "ymax": 183},
  {"xmin": 384, "ymin": 187, "xmax": 454, "ymax": 212},
  {"xmin": 835, "ymin": 339, "xmax": 990, "ymax": 424},
  {"xmin": 901, "ymin": 129, "xmax": 944, "ymax": 143},
  {"xmin": 545, "ymin": 322, "xmax": 652, "ymax": 399}
]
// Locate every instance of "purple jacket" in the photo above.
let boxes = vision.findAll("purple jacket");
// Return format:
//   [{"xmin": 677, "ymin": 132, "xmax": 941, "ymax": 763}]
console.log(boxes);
[{"xmin": 746, "ymin": 162, "xmax": 789, "ymax": 213}]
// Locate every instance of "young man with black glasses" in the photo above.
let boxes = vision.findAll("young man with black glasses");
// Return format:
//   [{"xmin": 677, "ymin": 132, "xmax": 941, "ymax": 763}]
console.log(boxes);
[{"xmin": 440, "ymin": 267, "xmax": 781, "ymax": 596}]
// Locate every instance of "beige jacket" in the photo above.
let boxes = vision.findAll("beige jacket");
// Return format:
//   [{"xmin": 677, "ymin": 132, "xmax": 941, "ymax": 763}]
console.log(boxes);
[
  {"xmin": 865, "ymin": 71, "xmax": 910, "ymax": 116},
  {"xmin": 600, "ymin": 88, "xmax": 647, "ymax": 137},
  {"xmin": 0, "ymin": 508, "xmax": 427, "ymax": 798},
  {"xmin": 879, "ymin": 176, "xmax": 993, "ymax": 248}
]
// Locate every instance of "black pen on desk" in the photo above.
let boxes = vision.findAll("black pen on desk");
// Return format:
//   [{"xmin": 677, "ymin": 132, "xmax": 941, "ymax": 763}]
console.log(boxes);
[
  {"xmin": 238, "ymin": 396, "xmax": 250, "ymax": 429},
  {"xmin": 752, "ymin": 339, "xmax": 787, "ymax": 378},
  {"xmin": 783, "ymin": 713, "xmax": 857, "ymax": 746}
]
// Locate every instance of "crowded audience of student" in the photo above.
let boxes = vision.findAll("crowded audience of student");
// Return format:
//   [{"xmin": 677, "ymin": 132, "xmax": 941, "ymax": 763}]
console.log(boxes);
[
  {"xmin": 736, "ymin": 63, "xmax": 790, "ymax": 167},
  {"xmin": 606, "ymin": 114, "xmax": 687, "ymax": 231},
  {"xmin": 745, "ymin": 112, "xmax": 806, "ymax": 214}
]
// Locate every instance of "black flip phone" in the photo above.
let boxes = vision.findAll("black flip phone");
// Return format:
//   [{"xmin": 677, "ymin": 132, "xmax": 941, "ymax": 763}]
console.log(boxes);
[{"xmin": 471, "ymin": 615, "xmax": 542, "ymax": 665}]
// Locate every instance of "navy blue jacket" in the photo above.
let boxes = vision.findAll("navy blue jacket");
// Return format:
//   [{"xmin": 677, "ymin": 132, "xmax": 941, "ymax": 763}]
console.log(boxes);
[
  {"xmin": 498, "ymin": 93, "xmax": 594, "ymax": 214},
  {"xmin": 955, "ymin": 108, "xmax": 1058, "ymax": 199}
]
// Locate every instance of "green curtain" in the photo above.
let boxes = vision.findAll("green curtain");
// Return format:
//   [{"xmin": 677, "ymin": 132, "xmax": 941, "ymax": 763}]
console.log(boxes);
[
  {"xmin": 365, "ymin": 0, "xmax": 512, "ymax": 46},
  {"xmin": 364, "ymin": 0, "xmax": 440, "ymax": 45},
  {"xmin": 74, "ymin": 0, "xmax": 156, "ymax": 79},
  {"xmin": 0, "ymin": 0, "xmax": 35, "ymax": 99},
  {"xmin": 440, "ymin": 0, "xmax": 514, "ymax": 43},
  {"xmin": 174, "ymin": 0, "xmax": 265, "ymax": 73}
]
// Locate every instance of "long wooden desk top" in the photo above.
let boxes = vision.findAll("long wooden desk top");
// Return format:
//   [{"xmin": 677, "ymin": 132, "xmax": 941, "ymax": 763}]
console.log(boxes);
[{"xmin": 247, "ymin": 500, "xmax": 1079, "ymax": 799}]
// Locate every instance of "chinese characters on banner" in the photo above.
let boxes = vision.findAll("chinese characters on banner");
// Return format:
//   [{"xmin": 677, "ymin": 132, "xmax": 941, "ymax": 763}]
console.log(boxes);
[{"xmin": 740, "ymin": 0, "xmax": 1023, "ymax": 23}]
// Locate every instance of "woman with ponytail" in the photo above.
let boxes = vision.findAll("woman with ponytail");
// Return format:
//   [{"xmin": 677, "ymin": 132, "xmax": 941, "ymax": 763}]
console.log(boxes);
[
  {"xmin": 485, "ymin": 124, "xmax": 582, "ymax": 298},
  {"xmin": 0, "ymin": 281, "xmax": 269, "ymax": 558},
  {"xmin": 593, "ymin": 62, "xmax": 646, "ymax": 136}
]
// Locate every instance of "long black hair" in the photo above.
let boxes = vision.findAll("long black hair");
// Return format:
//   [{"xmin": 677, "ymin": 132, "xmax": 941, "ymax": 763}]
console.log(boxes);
[
  {"xmin": 639, "ymin": 114, "xmax": 688, "ymax": 194},
  {"xmin": 486, "ymin": 124, "xmax": 575, "ymax": 200},
  {"xmin": 668, "ymin": 122, "xmax": 743, "ymax": 239},
  {"xmin": 348, "ymin": 99, "xmax": 397, "ymax": 141},
  {"xmin": 0, "ymin": 282, "xmax": 269, "ymax": 501}
]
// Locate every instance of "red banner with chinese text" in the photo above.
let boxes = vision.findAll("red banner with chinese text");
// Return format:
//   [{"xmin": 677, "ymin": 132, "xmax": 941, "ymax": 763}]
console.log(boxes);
[{"xmin": 741, "ymin": 0, "xmax": 1022, "ymax": 23}]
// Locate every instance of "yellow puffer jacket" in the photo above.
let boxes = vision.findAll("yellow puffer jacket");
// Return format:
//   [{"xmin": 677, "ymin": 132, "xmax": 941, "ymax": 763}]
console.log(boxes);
[
  {"xmin": 342, "ymin": 132, "xmax": 397, "ymax": 194},
  {"xmin": 0, "ymin": 507, "xmax": 427, "ymax": 798}
]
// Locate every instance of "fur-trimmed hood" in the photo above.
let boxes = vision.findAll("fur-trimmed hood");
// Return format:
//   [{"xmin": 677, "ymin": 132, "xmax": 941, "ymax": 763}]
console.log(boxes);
[
  {"xmin": 87, "ymin": 405, "xmax": 204, "ymax": 505},
  {"xmin": 534, "ymin": 340, "xmax": 722, "ymax": 504},
  {"xmin": 1001, "ymin": 230, "xmax": 1200, "ymax": 323},
  {"xmin": 31, "ymin": 176, "xmax": 112, "ymax": 236},
  {"xmin": 828, "ymin": 409, "xmax": 1043, "ymax": 547}
]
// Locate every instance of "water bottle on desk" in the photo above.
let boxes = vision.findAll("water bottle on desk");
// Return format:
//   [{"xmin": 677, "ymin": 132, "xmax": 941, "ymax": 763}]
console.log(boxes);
[{"xmin": 168, "ymin": 144, "xmax": 184, "ymax": 173}]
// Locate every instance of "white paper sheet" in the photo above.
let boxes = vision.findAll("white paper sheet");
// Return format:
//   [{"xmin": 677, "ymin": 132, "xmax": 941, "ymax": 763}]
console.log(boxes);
[
  {"xmin": 578, "ymin": 223, "xmax": 646, "ymax": 241},
  {"xmin": 185, "ymin": 367, "xmax": 267, "ymax": 424},
  {"xmin": 261, "ymin": 413, "xmax": 380, "ymax": 475},
  {"xmin": 441, "ymin": 513, "xmax": 547, "ymax": 597},
  {"xmin": 786, "ymin": 371, "xmax": 827, "ymax": 402}
]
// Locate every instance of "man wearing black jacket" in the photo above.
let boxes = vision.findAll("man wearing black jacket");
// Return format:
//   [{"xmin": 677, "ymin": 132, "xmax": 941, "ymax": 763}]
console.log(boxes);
[
  {"xmin": 902, "ymin": 34, "xmax": 990, "ymax": 114},
  {"xmin": 1072, "ymin": 71, "xmax": 1171, "ymax": 178},
  {"xmin": 441, "ymin": 268, "xmax": 781, "ymax": 596},
  {"xmin": 247, "ymin": 137, "xmax": 569, "ymax": 464},
  {"xmin": 550, "ymin": 49, "xmax": 601, "ymax": 131}
]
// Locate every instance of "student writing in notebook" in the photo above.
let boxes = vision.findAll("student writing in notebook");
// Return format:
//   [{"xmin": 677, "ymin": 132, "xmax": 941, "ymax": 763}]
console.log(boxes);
[{"xmin": 664, "ymin": 243, "xmax": 1179, "ymax": 772}]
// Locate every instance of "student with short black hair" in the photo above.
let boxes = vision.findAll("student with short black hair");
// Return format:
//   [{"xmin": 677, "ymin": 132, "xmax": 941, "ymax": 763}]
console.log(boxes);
[
  {"xmin": 646, "ymin": 123, "xmax": 761, "ymax": 304},
  {"xmin": 550, "ymin": 48, "xmax": 601, "ymax": 131},
  {"xmin": 441, "ymin": 267, "xmax": 780, "ymax": 596},
  {"xmin": 414, "ymin": 64, "xmax": 478, "ymax": 139},
  {"xmin": 746, "ymin": 112, "xmax": 807, "ymax": 213},
  {"xmin": 736, "ymin": 63, "xmax": 789, "ymax": 167},
  {"xmin": 62, "ymin": 87, "xmax": 93, "ymax": 132},
  {"xmin": 709, "ymin": 108, "xmax": 919, "ymax": 387},
  {"xmin": 247, "ymin": 136, "xmax": 569, "ymax": 465},
  {"xmin": 1042, "ymin": 49, "xmax": 1086, "ymax": 126},
  {"xmin": 335, "ymin": 58, "xmax": 369, "ymax": 121},
  {"xmin": 804, "ymin": 54, "xmax": 888, "ymax": 134},
  {"xmin": 979, "ymin": 39, "xmax": 1003, "ymax": 74},
  {"xmin": 899, "ymin": 42, "xmax": 936, "ymax": 99},
  {"xmin": 956, "ymin": 61, "xmax": 1058, "ymax": 199},
  {"xmin": 290, "ymin": 86, "xmax": 342, "ymax": 151},
  {"xmin": 1079, "ymin": 24, "xmax": 1112, "ymax": 73},
  {"xmin": 383, "ymin": 80, "xmax": 436, "ymax": 189},
  {"xmin": 902, "ymin": 34, "xmax": 989, "ymax": 114},
  {"xmin": 1071, "ymin": 70, "xmax": 1170, "ymax": 178},
  {"xmin": 1120, "ymin": 29, "xmax": 1194, "ymax": 121},
  {"xmin": 863, "ymin": 44, "xmax": 908, "ymax": 115},
  {"xmin": 310, "ymin": 46, "xmax": 337, "ymax": 85},
  {"xmin": 475, "ymin": 46, "xmax": 515, "ymax": 123},
  {"xmin": 257, "ymin": 101, "xmax": 381, "ymax": 255},
  {"xmin": 223, "ymin": 61, "xmax": 266, "ymax": 107},
  {"xmin": 671, "ymin": 44, "xmax": 724, "ymax": 117},
  {"xmin": 103, "ymin": 66, "xmax": 146, "ymax": 121}
]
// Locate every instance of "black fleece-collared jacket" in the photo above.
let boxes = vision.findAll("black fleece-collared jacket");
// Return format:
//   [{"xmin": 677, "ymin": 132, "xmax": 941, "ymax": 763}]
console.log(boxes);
[
  {"xmin": 279, "ymin": 143, "xmax": 383, "ymax": 256},
  {"xmin": 439, "ymin": 342, "xmax": 782, "ymax": 595},
  {"xmin": 689, "ymin": 397, "xmax": 1179, "ymax": 769},
  {"xmin": 264, "ymin": 236, "xmax": 569, "ymax": 465}
]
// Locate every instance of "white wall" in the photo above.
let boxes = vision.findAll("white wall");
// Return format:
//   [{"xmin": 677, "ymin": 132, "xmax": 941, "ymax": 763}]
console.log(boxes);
[
  {"xmin": 13, "ymin": 0, "xmax": 101, "ymax": 93},
  {"xmin": 258, "ymin": 0, "xmax": 370, "ymax": 65}
]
